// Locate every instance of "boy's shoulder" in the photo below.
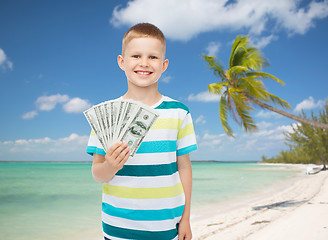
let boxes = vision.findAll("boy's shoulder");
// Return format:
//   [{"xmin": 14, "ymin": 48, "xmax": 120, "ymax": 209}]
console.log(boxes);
[{"xmin": 156, "ymin": 96, "xmax": 190, "ymax": 114}]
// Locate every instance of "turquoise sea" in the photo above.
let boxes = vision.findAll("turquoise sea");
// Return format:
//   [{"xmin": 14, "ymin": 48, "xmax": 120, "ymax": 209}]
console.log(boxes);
[{"xmin": 0, "ymin": 162, "xmax": 301, "ymax": 240}]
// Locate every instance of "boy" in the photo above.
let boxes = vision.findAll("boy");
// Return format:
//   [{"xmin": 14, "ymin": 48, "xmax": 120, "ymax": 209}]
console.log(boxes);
[{"xmin": 86, "ymin": 23, "xmax": 197, "ymax": 240}]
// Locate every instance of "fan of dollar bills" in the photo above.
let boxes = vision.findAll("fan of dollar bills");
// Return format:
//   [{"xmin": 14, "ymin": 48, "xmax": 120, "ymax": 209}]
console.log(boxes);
[{"xmin": 84, "ymin": 99, "xmax": 159, "ymax": 157}]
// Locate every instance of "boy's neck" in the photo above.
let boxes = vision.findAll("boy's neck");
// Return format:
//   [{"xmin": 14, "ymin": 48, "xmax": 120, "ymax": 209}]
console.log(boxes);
[{"xmin": 122, "ymin": 88, "xmax": 163, "ymax": 107}]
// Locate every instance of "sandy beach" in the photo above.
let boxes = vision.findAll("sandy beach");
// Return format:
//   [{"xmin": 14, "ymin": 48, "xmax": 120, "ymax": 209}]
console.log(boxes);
[{"xmin": 191, "ymin": 164, "xmax": 328, "ymax": 240}]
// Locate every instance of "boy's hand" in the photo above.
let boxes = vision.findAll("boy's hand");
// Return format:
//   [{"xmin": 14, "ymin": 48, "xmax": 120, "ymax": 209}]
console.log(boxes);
[
  {"xmin": 105, "ymin": 142, "xmax": 130, "ymax": 172},
  {"xmin": 178, "ymin": 218, "xmax": 192, "ymax": 240}
]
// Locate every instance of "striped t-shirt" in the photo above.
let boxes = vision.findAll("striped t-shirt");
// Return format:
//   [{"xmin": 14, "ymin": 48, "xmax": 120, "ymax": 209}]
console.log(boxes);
[{"xmin": 86, "ymin": 96, "xmax": 197, "ymax": 240}]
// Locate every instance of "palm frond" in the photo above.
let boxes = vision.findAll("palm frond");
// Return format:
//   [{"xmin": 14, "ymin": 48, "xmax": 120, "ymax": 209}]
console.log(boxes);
[
  {"xmin": 267, "ymin": 92, "xmax": 292, "ymax": 109},
  {"xmin": 208, "ymin": 82, "xmax": 227, "ymax": 95},
  {"xmin": 239, "ymin": 78, "xmax": 266, "ymax": 100},
  {"xmin": 202, "ymin": 54, "xmax": 226, "ymax": 80},
  {"xmin": 229, "ymin": 35, "xmax": 249, "ymax": 69},
  {"xmin": 242, "ymin": 48, "xmax": 268, "ymax": 70},
  {"xmin": 228, "ymin": 90, "xmax": 257, "ymax": 132},
  {"xmin": 229, "ymin": 35, "xmax": 268, "ymax": 71},
  {"xmin": 219, "ymin": 95, "xmax": 234, "ymax": 137},
  {"xmin": 246, "ymin": 71, "xmax": 285, "ymax": 85},
  {"xmin": 229, "ymin": 66, "xmax": 250, "ymax": 76}
]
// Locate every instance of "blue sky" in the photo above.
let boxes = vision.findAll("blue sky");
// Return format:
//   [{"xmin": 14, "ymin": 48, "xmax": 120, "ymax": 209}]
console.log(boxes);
[{"xmin": 1, "ymin": 0, "xmax": 328, "ymax": 161}]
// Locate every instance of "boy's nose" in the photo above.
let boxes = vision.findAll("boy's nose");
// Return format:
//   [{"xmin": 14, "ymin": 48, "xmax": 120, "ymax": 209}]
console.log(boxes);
[{"xmin": 139, "ymin": 57, "xmax": 149, "ymax": 67}]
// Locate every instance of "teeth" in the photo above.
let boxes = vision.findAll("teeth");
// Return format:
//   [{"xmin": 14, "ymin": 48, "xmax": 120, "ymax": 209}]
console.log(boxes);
[{"xmin": 136, "ymin": 71, "xmax": 150, "ymax": 75}]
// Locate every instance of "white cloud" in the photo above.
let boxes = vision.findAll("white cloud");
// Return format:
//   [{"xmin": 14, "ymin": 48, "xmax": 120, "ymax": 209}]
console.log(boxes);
[
  {"xmin": 193, "ymin": 121, "xmax": 299, "ymax": 160},
  {"xmin": 160, "ymin": 75, "xmax": 172, "ymax": 83},
  {"xmin": 22, "ymin": 94, "xmax": 92, "ymax": 119},
  {"xmin": 205, "ymin": 41, "xmax": 221, "ymax": 56},
  {"xmin": 62, "ymin": 97, "xmax": 91, "ymax": 113},
  {"xmin": 198, "ymin": 132, "xmax": 226, "ymax": 148},
  {"xmin": 256, "ymin": 110, "xmax": 282, "ymax": 119},
  {"xmin": 188, "ymin": 91, "xmax": 220, "ymax": 102},
  {"xmin": 247, "ymin": 122, "xmax": 298, "ymax": 141},
  {"xmin": 250, "ymin": 34, "xmax": 278, "ymax": 49},
  {"xmin": 294, "ymin": 96, "xmax": 326, "ymax": 112},
  {"xmin": 0, "ymin": 133, "xmax": 89, "ymax": 155},
  {"xmin": 0, "ymin": 49, "xmax": 5, "ymax": 65},
  {"xmin": 22, "ymin": 110, "xmax": 38, "ymax": 120},
  {"xmin": 257, "ymin": 121, "xmax": 273, "ymax": 129},
  {"xmin": 195, "ymin": 115, "xmax": 206, "ymax": 124},
  {"xmin": 36, "ymin": 94, "xmax": 69, "ymax": 111},
  {"xmin": 0, "ymin": 48, "xmax": 13, "ymax": 71},
  {"xmin": 110, "ymin": 0, "xmax": 328, "ymax": 42}
]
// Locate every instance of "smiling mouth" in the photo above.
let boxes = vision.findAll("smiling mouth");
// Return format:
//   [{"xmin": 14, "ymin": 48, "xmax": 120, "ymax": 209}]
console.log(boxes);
[{"xmin": 135, "ymin": 71, "xmax": 152, "ymax": 75}]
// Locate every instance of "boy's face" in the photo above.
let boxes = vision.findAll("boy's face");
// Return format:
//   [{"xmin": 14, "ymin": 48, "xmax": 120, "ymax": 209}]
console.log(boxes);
[{"xmin": 118, "ymin": 37, "xmax": 168, "ymax": 89}]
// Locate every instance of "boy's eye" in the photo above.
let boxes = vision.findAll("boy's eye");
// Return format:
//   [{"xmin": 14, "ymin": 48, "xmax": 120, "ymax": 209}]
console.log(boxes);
[
  {"xmin": 132, "ymin": 55, "xmax": 140, "ymax": 58},
  {"xmin": 149, "ymin": 56, "xmax": 158, "ymax": 59}
]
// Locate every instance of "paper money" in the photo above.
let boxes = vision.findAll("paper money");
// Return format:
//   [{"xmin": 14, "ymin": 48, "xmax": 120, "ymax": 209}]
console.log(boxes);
[
  {"xmin": 120, "ymin": 107, "xmax": 159, "ymax": 156},
  {"xmin": 84, "ymin": 99, "xmax": 159, "ymax": 157}
]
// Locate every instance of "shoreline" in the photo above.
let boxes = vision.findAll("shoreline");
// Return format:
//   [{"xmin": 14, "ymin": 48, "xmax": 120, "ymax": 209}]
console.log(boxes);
[{"xmin": 191, "ymin": 163, "xmax": 328, "ymax": 239}]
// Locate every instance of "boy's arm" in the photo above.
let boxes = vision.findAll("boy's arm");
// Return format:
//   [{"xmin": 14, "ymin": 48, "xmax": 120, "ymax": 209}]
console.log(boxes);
[
  {"xmin": 92, "ymin": 142, "xmax": 130, "ymax": 183},
  {"xmin": 177, "ymin": 153, "xmax": 193, "ymax": 240}
]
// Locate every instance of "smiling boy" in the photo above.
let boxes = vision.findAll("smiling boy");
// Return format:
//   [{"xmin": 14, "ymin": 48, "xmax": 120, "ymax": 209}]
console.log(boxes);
[{"xmin": 87, "ymin": 23, "xmax": 197, "ymax": 240}]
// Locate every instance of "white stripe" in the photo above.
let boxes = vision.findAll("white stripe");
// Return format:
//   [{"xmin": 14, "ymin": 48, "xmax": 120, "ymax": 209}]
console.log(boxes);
[
  {"xmin": 177, "ymin": 134, "xmax": 197, "ymax": 150},
  {"xmin": 109, "ymin": 172, "xmax": 181, "ymax": 188},
  {"xmin": 144, "ymin": 128, "xmax": 178, "ymax": 141},
  {"xmin": 179, "ymin": 113, "xmax": 193, "ymax": 129},
  {"xmin": 155, "ymin": 108, "xmax": 188, "ymax": 119},
  {"xmin": 102, "ymin": 212, "xmax": 181, "ymax": 231},
  {"xmin": 126, "ymin": 151, "xmax": 177, "ymax": 165},
  {"xmin": 102, "ymin": 193, "xmax": 185, "ymax": 210},
  {"xmin": 103, "ymin": 232, "xmax": 129, "ymax": 240},
  {"xmin": 162, "ymin": 96, "xmax": 175, "ymax": 102},
  {"xmin": 87, "ymin": 134, "xmax": 103, "ymax": 149}
]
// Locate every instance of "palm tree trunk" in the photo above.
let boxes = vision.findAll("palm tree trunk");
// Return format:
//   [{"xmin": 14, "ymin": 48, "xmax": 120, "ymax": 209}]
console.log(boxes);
[
  {"xmin": 246, "ymin": 95, "xmax": 328, "ymax": 130},
  {"xmin": 322, "ymin": 155, "xmax": 327, "ymax": 170}
]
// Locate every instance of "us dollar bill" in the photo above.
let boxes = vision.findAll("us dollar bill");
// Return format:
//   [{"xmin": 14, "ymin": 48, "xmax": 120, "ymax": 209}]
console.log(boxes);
[
  {"xmin": 83, "ymin": 107, "xmax": 107, "ymax": 151},
  {"xmin": 94, "ymin": 104, "xmax": 109, "ymax": 149},
  {"xmin": 120, "ymin": 106, "xmax": 159, "ymax": 156},
  {"xmin": 84, "ymin": 99, "xmax": 159, "ymax": 156},
  {"xmin": 111, "ymin": 100, "xmax": 122, "ymax": 143},
  {"xmin": 117, "ymin": 101, "xmax": 139, "ymax": 140}
]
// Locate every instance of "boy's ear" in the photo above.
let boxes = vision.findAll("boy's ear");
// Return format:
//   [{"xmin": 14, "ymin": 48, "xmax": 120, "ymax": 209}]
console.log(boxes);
[
  {"xmin": 117, "ymin": 55, "xmax": 125, "ymax": 71},
  {"xmin": 162, "ymin": 59, "xmax": 169, "ymax": 73}
]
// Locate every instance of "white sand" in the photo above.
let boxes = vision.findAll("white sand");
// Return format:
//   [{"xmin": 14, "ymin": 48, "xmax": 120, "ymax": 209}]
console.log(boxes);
[{"xmin": 191, "ymin": 164, "xmax": 328, "ymax": 240}]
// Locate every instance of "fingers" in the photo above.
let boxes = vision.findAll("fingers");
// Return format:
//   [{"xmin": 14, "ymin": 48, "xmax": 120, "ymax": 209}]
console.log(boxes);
[
  {"xmin": 106, "ymin": 142, "xmax": 130, "ymax": 165},
  {"xmin": 117, "ymin": 146, "xmax": 130, "ymax": 167},
  {"xmin": 112, "ymin": 142, "xmax": 129, "ymax": 159},
  {"xmin": 106, "ymin": 142, "xmax": 122, "ymax": 156}
]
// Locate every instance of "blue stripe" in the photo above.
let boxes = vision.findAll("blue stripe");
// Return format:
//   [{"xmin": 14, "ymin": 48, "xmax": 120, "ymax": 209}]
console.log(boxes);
[
  {"xmin": 137, "ymin": 140, "xmax": 177, "ymax": 154},
  {"xmin": 86, "ymin": 146, "xmax": 106, "ymax": 156},
  {"xmin": 116, "ymin": 162, "xmax": 178, "ymax": 177},
  {"xmin": 155, "ymin": 101, "xmax": 190, "ymax": 113},
  {"xmin": 103, "ymin": 222, "xmax": 178, "ymax": 240},
  {"xmin": 177, "ymin": 144, "xmax": 198, "ymax": 156},
  {"xmin": 102, "ymin": 203, "xmax": 184, "ymax": 221}
]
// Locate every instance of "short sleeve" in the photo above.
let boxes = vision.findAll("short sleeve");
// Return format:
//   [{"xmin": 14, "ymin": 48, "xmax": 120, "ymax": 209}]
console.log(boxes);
[
  {"xmin": 86, "ymin": 130, "xmax": 106, "ymax": 156},
  {"xmin": 176, "ymin": 112, "xmax": 197, "ymax": 156}
]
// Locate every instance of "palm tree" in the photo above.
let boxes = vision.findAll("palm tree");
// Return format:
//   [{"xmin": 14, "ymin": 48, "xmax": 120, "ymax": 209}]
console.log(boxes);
[{"xmin": 203, "ymin": 35, "xmax": 328, "ymax": 137}]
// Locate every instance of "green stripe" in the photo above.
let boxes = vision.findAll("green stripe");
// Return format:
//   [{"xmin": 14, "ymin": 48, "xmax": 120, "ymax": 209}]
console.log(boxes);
[
  {"xmin": 103, "ymin": 222, "xmax": 178, "ymax": 240},
  {"xmin": 137, "ymin": 140, "xmax": 177, "ymax": 154},
  {"xmin": 102, "ymin": 202, "xmax": 185, "ymax": 221},
  {"xmin": 177, "ymin": 144, "xmax": 197, "ymax": 156},
  {"xmin": 116, "ymin": 162, "xmax": 178, "ymax": 177},
  {"xmin": 86, "ymin": 146, "xmax": 106, "ymax": 156},
  {"xmin": 155, "ymin": 101, "xmax": 190, "ymax": 113}
]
